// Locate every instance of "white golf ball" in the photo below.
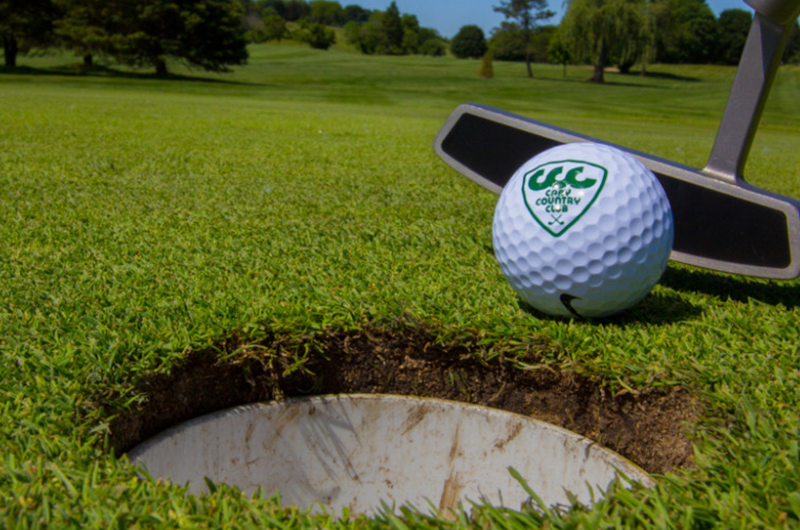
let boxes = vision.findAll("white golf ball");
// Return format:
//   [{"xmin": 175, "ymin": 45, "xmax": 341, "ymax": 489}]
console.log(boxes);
[{"xmin": 493, "ymin": 142, "xmax": 674, "ymax": 318}]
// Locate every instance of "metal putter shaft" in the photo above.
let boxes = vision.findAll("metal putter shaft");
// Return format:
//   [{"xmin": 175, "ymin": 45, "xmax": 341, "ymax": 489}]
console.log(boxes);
[{"xmin": 434, "ymin": 0, "xmax": 800, "ymax": 280}]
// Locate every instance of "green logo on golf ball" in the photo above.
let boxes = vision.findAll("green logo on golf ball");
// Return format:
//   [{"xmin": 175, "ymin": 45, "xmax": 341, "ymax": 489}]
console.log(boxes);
[{"xmin": 521, "ymin": 159, "xmax": 607, "ymax": 237}]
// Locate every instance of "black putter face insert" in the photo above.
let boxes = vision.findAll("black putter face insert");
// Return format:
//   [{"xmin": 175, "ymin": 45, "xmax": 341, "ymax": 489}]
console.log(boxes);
[{"xmin": 434, "ymin": 0, "xmax": 800, "ymax": 280}]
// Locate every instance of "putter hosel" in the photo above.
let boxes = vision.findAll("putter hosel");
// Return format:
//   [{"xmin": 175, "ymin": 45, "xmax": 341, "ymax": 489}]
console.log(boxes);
[{"xmin": 704, "ymin": 12, "xmax": 795, "ymax": 182}]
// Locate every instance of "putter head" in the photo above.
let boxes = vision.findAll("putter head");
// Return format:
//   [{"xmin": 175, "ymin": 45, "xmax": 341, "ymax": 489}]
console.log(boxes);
[{"xmin": 434, "ymin": 103, "xmax": 800, "ymax": 280}]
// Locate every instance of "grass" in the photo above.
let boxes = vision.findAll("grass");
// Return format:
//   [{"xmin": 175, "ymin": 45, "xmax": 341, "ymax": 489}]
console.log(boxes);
[{"xmin": 2, "ymin": 43, "xmax": 800, "ymax": 527}]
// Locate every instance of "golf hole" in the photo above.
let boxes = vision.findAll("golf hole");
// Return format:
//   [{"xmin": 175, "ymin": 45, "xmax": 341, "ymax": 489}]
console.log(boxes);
[{"xmin": 128, "ymin": 394, "xmax": 652, "ymax": 516}]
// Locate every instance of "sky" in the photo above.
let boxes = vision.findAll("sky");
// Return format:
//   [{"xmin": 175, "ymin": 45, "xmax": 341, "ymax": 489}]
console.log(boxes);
[{"xmin": 351, "ymin": 0, "xmax": 753, "ymax": 38}]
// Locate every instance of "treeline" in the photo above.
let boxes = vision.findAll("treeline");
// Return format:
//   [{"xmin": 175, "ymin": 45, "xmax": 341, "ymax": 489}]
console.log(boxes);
[
  {"xmin": 239, "ymin": 0, "xmax": 368, "ymax": 50},
  {"xmin": 451, "ymin": 0, "xmax": 800, "ymax": 82},
  {"xmin": 0, "ymin": 0, "xmax": 249, "ymax": 74},
  {"xmin": 556, "ymin": 0, "xmax": 800, "ymax": 72},
  {"xmin": 6, "ymin": 0, "xmax": 798, "ymax": 79},
  {"xmin": 0, "ymin": 0, "xmax": 444, "ymax": 74},
  {"xmin": 240, "ymin": 0, "xmax": 447, "ymax": 56}
]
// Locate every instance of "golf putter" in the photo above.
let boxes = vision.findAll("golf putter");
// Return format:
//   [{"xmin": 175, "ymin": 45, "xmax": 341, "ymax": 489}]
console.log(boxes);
[{"xmin": 434, "ymin": 0, "xmax": 800, "ymax": 280}]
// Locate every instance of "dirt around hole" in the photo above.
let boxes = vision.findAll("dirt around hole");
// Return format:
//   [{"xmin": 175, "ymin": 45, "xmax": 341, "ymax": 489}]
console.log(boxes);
[{"xmin": 108, "ymin": 328, "xmax": 700, "ymax": 475}]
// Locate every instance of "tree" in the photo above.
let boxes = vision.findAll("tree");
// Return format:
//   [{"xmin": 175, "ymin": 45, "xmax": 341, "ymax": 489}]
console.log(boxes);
[
  {"xmin": 283, "ymin": 0, "xmax": 310, "ymax": 21},
  {"xmin": 53, "ymin": 0, "xmax": 116, "ymax": 66},
  {"xmin": 401, "ymin": 13, "xmax": 419, "ymax": 54},
  {"xmin": 344, "ymin": 20, "xmax": 365, "ymax": 50},
  {"xmin": 478, "ymin": 51, "xmax": 494, "ymax": 78},
  {"xmin": 529, "ymin": 25, "xmax": 556, "ymax": 62},
  {"xmin": 417, "ymin": 27, "xmax": 445, "ymax": 56},
  {"xmin": 560, "ymin": 0, "xmax": 648, "ymax": 83},
  {"xmin": 415, "ymin": 26, "xmax": 443, "ymax": 55},
  {"xmin": 420, "ymin": 37, "xmax": 445, "ymax": 56},
  {"xmin": 490, "ymin": 22, "xmax": 526, "ymax": 61},
  {"xmin": 344, "ymin": 6, "xmax": 441, "ymax": 57},
  {"xmin": 263, "ymin": 13, "xmax": 288, "ymax": 41},
  {"xmin": 451, "ymin": 25, "xmax": 487, "ymax": 59},
  {"xmin": 616, "ymin": 5, "xmax": 650, "ymax": 73},
  {"xmin": 402, "ymin": 27, "xmax": 419, "ymax": 54},
  {"xmin": 112, "ymin": 0, "xmax": 249, "ymax": 76},
  {"xmin": 417, "ymin": 26, "xmax": 439, "ymax": 44},
  {"xmin": 716, "ymin": 9, "xmax": 751, "ymax": 65},
  {"xmin": 257, "ymin": 0, "xmax": 286, "ymax": 17},
  {"xmin": 494, "ymin": 0, "xmax": 554, "ymax": 77},
  {"xmin": 655, "ymin": 0, "xmax": 717, "ymax": 63},
  {"xmin": 490, "ymin": 22, "xmax": 555, "ymax": 62},
  {"xmin": 784, "ymin": 20, "xmax": 800, "ymax": 64},
  {"xmin": 383, "ymin": 1, "xmax": 403, "ymax": 54},
  {"xmin": 304, "ymin": 22, "xmax": 336, "ymax": 49},
  {"xmin": 401, "ymin": 13, "xmax": 418, "ymax": 31},
  {"xmin": 547, "ymin": 29, "xmax": 571, "ymax": 76},
  {"xmin": 344, "ymin": 11, "xmax": 385, "ymax": 54},
  {"xmin": 0, "ymin": 0, "xmax": 60, "ymax": 67},
  {"xmin": 343, "ymin": 4, "xmax": 370, "ymax": 23},
  {"xmin": 310, "ymin": 0, "xmax": 344, "ymax": 26},
  {"xmin": 637, "ymin": 0, "xmax": 669, "ymax": 75}
]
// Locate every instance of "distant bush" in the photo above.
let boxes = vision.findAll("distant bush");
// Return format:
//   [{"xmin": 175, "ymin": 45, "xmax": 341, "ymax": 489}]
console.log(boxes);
[
  {"xmin": 263, "ymin": 14, "xmax": 289, "ymax": 41},
  {"xmin": 246, "ymin": 29, "xmax": 268, "ymax": 43},
  {"xmin": 244, "ymin": 13, "xmax": 289, "ymax": 43},
  {"xmin": 451, "ymin": 25, "xmax": 487, "ymax": 59},
  {"xmin": 303, "ymin": 23, "xmax": 336, "ymax": 49},
  {"xmin": 402, "ymin": 28, "xmax": 419, "ymax": 54},
  {"xmin": 420, "ymin": 38, "xmax": 446, "ymax": 57},
  {"xmin": 478, "ymin": 52, "xmax": 494, "ymax": 78}
]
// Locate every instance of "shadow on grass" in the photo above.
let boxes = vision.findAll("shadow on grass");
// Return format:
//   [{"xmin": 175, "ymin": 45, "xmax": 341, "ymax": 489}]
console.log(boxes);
[
  {"xmin": 535, "ymin": 68, "xmax": 700, "ymax": 88},
  {"xmin": 0, "ymin": 63, "xmax": 262, "ymax": 85},
  {"xmin": 615, "ymin": 70, "xmax": 701, "ymax": 83},
  {"xmin": 535, "ymin": 74, "xmax": 667, "ymax": 89},
  {"xmin": 518, "ymin": 290, "xmax": 702, "ymax": 326},
  {"xmin": 660, "ymin": 267, "xmax": 800, "ymax": 309}
]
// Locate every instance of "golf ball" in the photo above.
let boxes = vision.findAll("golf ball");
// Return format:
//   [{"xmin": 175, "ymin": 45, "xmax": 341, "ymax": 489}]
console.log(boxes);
[{"xmin": 492, "ymin": 142, "xmax": 673, "ymax": 318}]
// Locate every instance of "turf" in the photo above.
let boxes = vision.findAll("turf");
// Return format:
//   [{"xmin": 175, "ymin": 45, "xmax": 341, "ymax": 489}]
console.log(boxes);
[{"xmin": 2, "ymin": 44, "xmax": 800, "ymax": 528}]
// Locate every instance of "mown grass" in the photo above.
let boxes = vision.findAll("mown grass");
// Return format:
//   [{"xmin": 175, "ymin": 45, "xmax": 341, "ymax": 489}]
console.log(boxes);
[{"xmin": 1, "ymin": 44, "xmax": 800, "ymax": 527}]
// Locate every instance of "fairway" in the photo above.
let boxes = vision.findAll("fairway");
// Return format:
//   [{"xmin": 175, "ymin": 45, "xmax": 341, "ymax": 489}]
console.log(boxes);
[{"xmin": 2, "ymin": 44, "xmax": 800, "ymax": 527}]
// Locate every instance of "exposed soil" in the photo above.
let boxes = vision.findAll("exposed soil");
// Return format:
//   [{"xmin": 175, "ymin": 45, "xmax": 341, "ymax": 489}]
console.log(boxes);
[{"xmin": 108, "ymin": 328, "xmax": 700, "ymax": 475}]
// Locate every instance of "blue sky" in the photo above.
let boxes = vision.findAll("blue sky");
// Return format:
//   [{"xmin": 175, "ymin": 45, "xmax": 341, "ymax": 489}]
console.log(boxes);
[{"xmin": 351, "ymin": 0, "xmax": 752, "ymax": 38}]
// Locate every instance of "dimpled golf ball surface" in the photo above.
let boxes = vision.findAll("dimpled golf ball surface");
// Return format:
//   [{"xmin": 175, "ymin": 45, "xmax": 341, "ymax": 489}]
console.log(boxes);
[{"xmin": 493, "ymin": 142, "xmax": 673, "ymax": 318}]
